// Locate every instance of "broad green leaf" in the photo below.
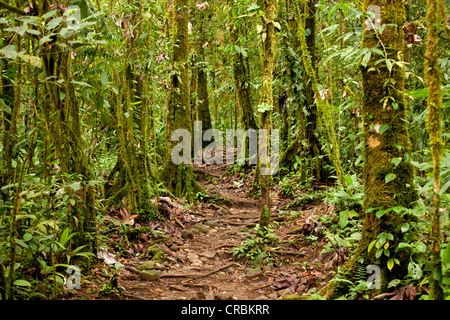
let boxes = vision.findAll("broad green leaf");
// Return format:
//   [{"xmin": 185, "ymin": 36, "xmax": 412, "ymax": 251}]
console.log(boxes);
[
  {"xmin": 339, "ymin": 211, "xmax": 348, "ymax": 228},
  {"xmin": 40, "ymin": 33, "xmax": 57, "ymax": 45},
  {"xmin": 23, "ymin": 233, "xmax": 33, "ymax": 242},
  {"xmin": 348, "ymin": 210, "xmax": 359, "ymax": 218},
  {"xmin": 17, "ymin": 24, "xmax": 28, "ymax": 36},
  {"xmin": 59, "ymin": 27, "xmax": 75, "ymax": 38},
  {"xmin": 247, "ymin": 3, "xmax": 260, "ymax": 11},
  {"xmin": 379, "ymin": 124, "xmax": 389, "ymax": 134},
  {"xmin": 387, "ymin": 258, "xmax": 394, "ymax": 271},
  {"xmin": 375, "ymin": 248, "xmax": 383, "ymax": 259},
  {"xmin": 0, "ymin": 45, "xmax": 17, "ymax": 59},
  {"xmin": 59, "ymin": 227, "xmax": 74, "ymax": 246},
  {"xmin": 256, "ymin": 24, "xmax": 263, "ymax": 34},
  {"xmin": 388, "ymin": 279, "xmax": 401, "ymax": 288},
  {"xmin": 400, "ymin": 223, "xmax": 410, "ymax": 233},
  {"xmin": 273, "ymin": 21, "xmax": 281, "ymax": 31},
  {"xmin": 46, "ymin": 16, "xmax": 63, "ymax": 30},
  {"xmin": 350, "ymin": 232, "xmax": 361, "ymax": 240},
  {"xmin": 368, "ymin": 240, "xmax": 376, "ymax": 253},
  {"xmin": 391, "ymin": 157, "xmax": 402, "ymax": 167},
  {"xmin": 442, "ymin": 245, "xmax": 450, "ymax": 267},
  {"xmin": 386, "ymin": 59, "xmax": 393, "ymax": 73},
  {"xmin": 19, "ymin": 54, "xmax": 42, "ymax": 68},
  {"xmin": 371, "ymin": 48, "xmax": 385, "ymax": 57},
  {"xmin": 408, "ymin": 261, "xmax": 422, "ymax": 280},
  {"xmin": 385, "ymin": 173, "xmax": 397, "ymax": 183},
  {"xmin": 16, "ymin": 214, "xmax": 37, "ymax": 221},
  {"xmin": 43, "ymin": 9, "xmax": 58, "ymax": 19},
  {"xmin": 432, "ymin": 266, "xmax": 442, "ymax": 282},
  {"xmin": 26, "ymin": 28, "xmax": 41, "ymax": 36},
  {"xmin": 4, "ymin": 26, "xmax": 20, "ymax": 33},
  {"xmin": 440, "ymin": 179, "xmax": 450, "ymax": 194},
  {"xmin": 15, "ymin": 238, "xmax": 29, "ymax": 248},
  {"xmin": 14, "ymin": 279, "xmax": 32, "ymax": 287},
  {"xmin": 69, "ymin": 182, "xmax": 82, "ymax": 191},
  {"xmin": 415, "ymin": 243, "xmax": 426, "ymax": 253},
  {"xmin": 100, "ymin": 71, "xmax": 108, "ymax": 86},
  {"xmin": 361, "ymin": 51, "xmax": 371, "ymax": 67}
]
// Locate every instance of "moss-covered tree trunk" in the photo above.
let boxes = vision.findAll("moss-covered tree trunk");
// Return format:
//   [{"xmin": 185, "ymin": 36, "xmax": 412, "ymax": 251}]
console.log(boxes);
[
  {"xmin": 424, "ymin": 0, "xmax": 444, "ymax": 300},
  {"xmin": 196, "ymin": 5, "xmax": 212, "ymax": 146},
  {"xmin": 163, "ymin": 0, "xmax": 202, "ymax": 201},
  {"xmin": 228, "ymin": 11, "xmax": 257, "ymax": 132},
  {"xmin": 321, "ymin": 0, "xmax": 417, "ymax": 297},
  {"xmin": 258, "ymin": 0, "xmax": 276, "ymax": 227},
  {"xmin": 302, "ymin": 0, "xmax": 325, "ymax": 182},
  {"xmin": 278, "ymin": 0, "xmax": 304, "ymax": 172},
  {"xmin": 0, "ymin": 55, "xmax": 20, "ymax": 202},
  {"xmin": 107, "ymin": 2, "xmax": 159, "ymax": 221},
  {"xmin": 39, "ymin": 35, "xmax": 98, "ymax": 253}
]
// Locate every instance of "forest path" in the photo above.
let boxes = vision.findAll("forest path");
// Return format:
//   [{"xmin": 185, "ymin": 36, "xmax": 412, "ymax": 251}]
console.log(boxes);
[{"xmin": 89, "ymin": 164, "xmax": 333, "ymax": 300}]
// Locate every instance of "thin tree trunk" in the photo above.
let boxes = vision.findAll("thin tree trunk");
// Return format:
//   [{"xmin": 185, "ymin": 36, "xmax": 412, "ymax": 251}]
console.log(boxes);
[
  {"xmin": 303, "ymin": 0, "xmax": 324, "ymax": 181},
  {"xmin": 258, "ymin": 0, "xmax": 276, "ymax": 227},
  {"xmin": 228, "ymin": 17, "xmax": 257, "ymax": 132},
  {"xmin": 425, "ymin": 0, "xmax": 444, "ymax": 300}
]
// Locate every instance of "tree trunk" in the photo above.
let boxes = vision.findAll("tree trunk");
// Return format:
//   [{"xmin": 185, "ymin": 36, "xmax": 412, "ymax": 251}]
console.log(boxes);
[
  {"xmin": 321, "ymin": 0, "xmax": 417, "ymax": 297},
  {"xmin": 163, "ymin": 0, "xmax": 203, "ymax": 201},
  {"xmin": 108, "ymin": 3, "xmax": 159, "ymax": 221},
  {"xmin": 303, "ymin": 0, "xmax": 325, "ymax": 182},
  {"xmin": 0, "ymin": 57, "xmax": 19, "ymax": 202},
  {"xmin": 196, "ymin": 6, "xmax": 212, "ymax": 145},
  {"xmin": 424, "ymin": 0, "xmax": 444, "ymax": 300},
  {"xmin": 258, "ymin": 0, "xmax": 276, "ymax": 227},
  {"xmin": 294, "ymin": 0, "xmax": 346, "ymax": 188},
  {"xmin": 228, "ymin": 15, "xmax": 257, "ymax": 132}
]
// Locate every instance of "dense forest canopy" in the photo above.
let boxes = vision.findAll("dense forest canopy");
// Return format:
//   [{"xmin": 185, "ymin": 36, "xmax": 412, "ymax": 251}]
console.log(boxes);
[{"xmin": 0, "ymin": 0, "xmax": 449, "ymax": 301}]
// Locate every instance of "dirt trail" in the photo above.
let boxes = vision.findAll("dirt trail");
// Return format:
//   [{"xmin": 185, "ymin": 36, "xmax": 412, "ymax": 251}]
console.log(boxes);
[{"xmin": 82, "ymin": 164, "xmax": 333, "ymax": 300}]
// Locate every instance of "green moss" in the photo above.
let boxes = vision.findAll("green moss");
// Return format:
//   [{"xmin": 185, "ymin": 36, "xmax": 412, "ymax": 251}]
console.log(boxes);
[{"xmin": 147, "ymin": 245, "xmax": 166, "ymax": 263}]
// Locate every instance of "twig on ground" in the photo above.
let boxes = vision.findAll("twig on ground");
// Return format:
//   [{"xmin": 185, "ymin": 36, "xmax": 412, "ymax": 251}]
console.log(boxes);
[{"xmin": 159, "ymin": 262, "xmax": 238, "ymax": 279}]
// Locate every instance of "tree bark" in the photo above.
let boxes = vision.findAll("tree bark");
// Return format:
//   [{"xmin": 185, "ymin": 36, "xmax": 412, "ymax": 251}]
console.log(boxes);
[
  {"xmin": 424, "ymin": 0, "xmax": 444, "ymax": 300},
  {"xmin": 321, "ymin": 0, "xmax": 418, "ymax": 297},
  {"xmin": 258, "ymin": 0, "xmax": 276, "ymax": 227},
  {"xmin": 163, "ymin": 0, "xmax": 203, "ymax": 201},
  {"xmin": 303, "ymin": 0, "xmax": 325, "ymax": 181},
  {"xmin": 229, "ymin": 19, "xmax": 258, "ymax": 132},
  {"xmin": 196, "ymin": 6, "xmax": 212, "ymax": 145}
]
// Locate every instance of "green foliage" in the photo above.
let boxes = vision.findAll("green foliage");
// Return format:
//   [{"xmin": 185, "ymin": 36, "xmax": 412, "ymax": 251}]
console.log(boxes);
[
  {"xmin": 233, "ymin": 224, "xmax": 278, "ymax": 265},
  {"xmin": 328, "ymin": 174, "xmax": 363, "ymax": 213}
]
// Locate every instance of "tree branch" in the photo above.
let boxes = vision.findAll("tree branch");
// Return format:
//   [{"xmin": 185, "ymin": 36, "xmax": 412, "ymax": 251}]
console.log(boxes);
[{"xmin": 0, "ymin": 1, "xmax": 25, "ymax": 15}]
